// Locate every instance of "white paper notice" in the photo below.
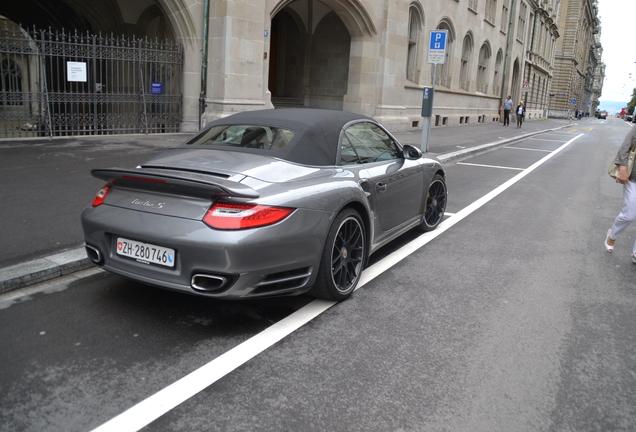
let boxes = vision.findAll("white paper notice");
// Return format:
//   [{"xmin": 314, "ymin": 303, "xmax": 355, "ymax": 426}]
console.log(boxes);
[{"xmin": 67, "ymin": 61, "xmax": 87, "ymax": 82}]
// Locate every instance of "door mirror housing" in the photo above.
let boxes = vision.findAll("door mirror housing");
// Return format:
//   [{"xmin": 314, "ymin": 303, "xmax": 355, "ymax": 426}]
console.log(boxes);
[{"xmin": 402, "ymin": 144, "xmax": 422, "ymax": 160}]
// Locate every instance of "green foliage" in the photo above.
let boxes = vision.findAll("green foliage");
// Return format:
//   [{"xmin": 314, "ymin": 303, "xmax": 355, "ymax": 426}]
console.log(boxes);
[{"xmin": 628, "ymin": 88, "xmax": 636, "ymax": 115}]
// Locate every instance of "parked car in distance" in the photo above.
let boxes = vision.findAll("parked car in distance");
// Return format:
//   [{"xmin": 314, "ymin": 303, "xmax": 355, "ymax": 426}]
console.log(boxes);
[{"xmin": 81, "ymin": 109, "xmax": 447, "ymax": 301}]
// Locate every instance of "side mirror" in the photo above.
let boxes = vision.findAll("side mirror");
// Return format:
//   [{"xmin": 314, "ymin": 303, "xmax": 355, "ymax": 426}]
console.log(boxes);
[{"xmin": 403, "ymin": 144, "xmax": 423, "ymax": 160}]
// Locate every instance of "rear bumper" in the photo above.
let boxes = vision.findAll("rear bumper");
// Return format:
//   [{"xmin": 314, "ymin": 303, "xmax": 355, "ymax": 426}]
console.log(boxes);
[{"xmin": 81, "ymin": 204, "xmax": 334, "ymax": 298}]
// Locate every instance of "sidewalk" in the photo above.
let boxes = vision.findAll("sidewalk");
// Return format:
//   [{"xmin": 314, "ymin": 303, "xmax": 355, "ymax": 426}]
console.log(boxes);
[{"xmin": 0, "ymin": 117, "xmax": 576, "ymax": 294}]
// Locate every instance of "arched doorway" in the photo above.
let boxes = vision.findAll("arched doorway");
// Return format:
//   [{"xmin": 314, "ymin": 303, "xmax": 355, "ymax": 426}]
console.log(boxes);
[
  {"xmin": 0, "ymin": 0, "xmax": 177, "ymax": 38},
  {"xmin": 269, "ymin": 0, "xmax": 351, "ymax": 110},
  {"xmin": 0, "ymin": 0, "xmax": 182, "ymax": 137}
]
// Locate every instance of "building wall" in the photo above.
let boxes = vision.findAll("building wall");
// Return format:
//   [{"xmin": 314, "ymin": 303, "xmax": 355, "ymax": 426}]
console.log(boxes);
[
  {"xmin": 551, "ymin": 0, "xmax": 599, "ymax": 118},
  {"xmin": 156, "ymin": 0, "xmax": 597, "ymax": 132},
  {"xmin": 0, "ymin": 0, "xmax": 602, "ymax": 133}
]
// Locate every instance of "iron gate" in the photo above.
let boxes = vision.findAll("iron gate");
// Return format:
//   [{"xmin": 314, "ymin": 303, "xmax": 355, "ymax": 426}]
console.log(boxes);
[{"xmin": 0, "ymin": 22, "xmax": 182, "ymax": 138}]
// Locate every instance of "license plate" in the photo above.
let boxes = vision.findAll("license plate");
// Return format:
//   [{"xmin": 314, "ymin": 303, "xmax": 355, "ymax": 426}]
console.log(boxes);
[{"xmin": 116, "ymin": 237, "xmax": 175, "ymax": 268}]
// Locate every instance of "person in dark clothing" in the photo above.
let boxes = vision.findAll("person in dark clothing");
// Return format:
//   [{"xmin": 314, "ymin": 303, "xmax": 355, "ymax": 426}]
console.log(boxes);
[
  {"xmin": 515, "ymin": 101, "xmax": 525, "ymax": 128},
  {"xmin": 501, "ymin": 95, "xmax": 513, "ymax": 126}
]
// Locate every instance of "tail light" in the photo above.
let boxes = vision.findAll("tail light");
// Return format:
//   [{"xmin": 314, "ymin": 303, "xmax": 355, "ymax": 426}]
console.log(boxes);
[
  {"xmin": 203, "ymin": 202, "xmax": 294, "ymax": 230},
  {"xmin": 92, "ymin": 185, "xmax": 111, "ymax": 207}
]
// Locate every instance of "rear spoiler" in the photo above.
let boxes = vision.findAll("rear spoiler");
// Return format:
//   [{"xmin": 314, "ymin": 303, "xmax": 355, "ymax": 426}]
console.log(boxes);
[{"xmin": 91, "ymin": 168, "xmax": 260, "ymax": 199}]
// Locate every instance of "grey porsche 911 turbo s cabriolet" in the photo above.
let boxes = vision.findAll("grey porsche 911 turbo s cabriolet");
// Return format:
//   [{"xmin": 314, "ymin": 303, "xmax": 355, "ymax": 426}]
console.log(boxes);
[{"xmin": 81, "ymin": 109, "xmax": 446, "ymax": 301}]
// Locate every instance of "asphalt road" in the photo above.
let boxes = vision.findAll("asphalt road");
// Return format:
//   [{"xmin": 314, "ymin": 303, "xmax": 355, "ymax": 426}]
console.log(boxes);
[
  {"xmin": 0, "ymin": 119, "xmax": 569, "ymax": 268},
  {"xmin": 0, "ymin": 134, "xmax": 189, "ymax": 267},
  {"xmin": 1, "ymin": 118, "xmax": 634, "ymax": 432}
]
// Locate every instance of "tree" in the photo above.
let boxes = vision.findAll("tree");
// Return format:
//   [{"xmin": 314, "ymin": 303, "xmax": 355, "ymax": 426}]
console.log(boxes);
[{"xmin": 628, "ymin": 88, "xmax": 636, "ymax": 115}]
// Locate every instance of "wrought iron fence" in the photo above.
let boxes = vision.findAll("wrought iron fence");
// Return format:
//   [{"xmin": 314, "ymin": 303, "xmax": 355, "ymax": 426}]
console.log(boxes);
[{"xmin": 0, "ymin": 22, "xmax": 182, "ymax": 138}]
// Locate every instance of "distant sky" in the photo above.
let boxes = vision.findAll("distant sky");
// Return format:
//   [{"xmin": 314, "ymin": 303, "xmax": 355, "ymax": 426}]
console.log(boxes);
[{"xmin": 597, "ymin": 0, "xmax": 636, "ymax": 103}]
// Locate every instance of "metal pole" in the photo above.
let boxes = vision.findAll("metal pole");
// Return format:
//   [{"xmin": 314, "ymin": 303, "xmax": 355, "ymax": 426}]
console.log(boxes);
[
  {"xmin": 500, "ymin": 0, "xmax": 517, "ymax": 104},
  {"xmin": 139, "ymin": 39, "xmax": 148, "ymax": 134},
  {"xmin": 92, "ymin": 33, "xmax": 98, "ymax": 134},
  {"xmin": 421, "ymin": 63, "xmax": 437, "ymax": 153},
  {"xmin": 198, "ymin": 0, "xmax": 210, "ymax": 130},
  {"xmin": 39, "ymin": 29, "xmax": 53, "ymax": 138}
]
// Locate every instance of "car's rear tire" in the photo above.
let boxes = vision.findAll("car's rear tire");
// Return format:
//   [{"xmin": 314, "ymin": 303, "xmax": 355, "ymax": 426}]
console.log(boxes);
[
  {"xmin": 310, "ymin": 209, "xmax": 366, "ymax": 301},
  {"xmin": 419, "ymin": 174, "xmax": 447, "ymax": 232}
]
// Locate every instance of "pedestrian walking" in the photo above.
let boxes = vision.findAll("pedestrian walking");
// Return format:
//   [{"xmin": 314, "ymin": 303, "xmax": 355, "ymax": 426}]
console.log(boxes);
[
  {"xmin": 502, "ymin": 95, "xmax": 513, "ymax": 126},
  {"xmin": 515, "ymin": 101, "xmax": 525, "ymax": 128},
  {"xmin": 605, "ymin": 126, "xmax": 636, "ymax": 263}
]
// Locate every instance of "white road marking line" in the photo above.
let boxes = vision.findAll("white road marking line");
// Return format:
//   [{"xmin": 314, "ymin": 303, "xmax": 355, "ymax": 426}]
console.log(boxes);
[
  {"xmin": 456, "ymin": 162, "xmax": 525, "ymax": 171},
  {"xmin": 91, "ymin": 134, "xmax": 584, "ymax": 432},
  {"xmin": 526, "ymin": 138, "xmax": 569, "ymax": 142},
  {"xmin": 504, "ymin": 146, "xmax": 553, "ymax": 152},
  {"xmin": 91, "ymin": 299, "xmax": 339, "ymax": 432}
]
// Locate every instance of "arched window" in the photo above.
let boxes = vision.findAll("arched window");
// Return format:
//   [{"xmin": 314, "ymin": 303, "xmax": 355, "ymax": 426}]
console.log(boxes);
[
  {"xmin": 459, "ymin": 34, "xmax": 473, "ymax": 91},
  {"xmin": 406, "ymin": 6, "xmax": 422, "ymax": 83},
  {"xmin": 477, "ymin": 43, "xmax": 490, "ymax": 93},
  {"xmin": 1, "ymin": 58, "xmax": 23, "ymax": 105},
  {"xmin": 493, "ymin": 49, "xmax": 503, "ymax": 95}
]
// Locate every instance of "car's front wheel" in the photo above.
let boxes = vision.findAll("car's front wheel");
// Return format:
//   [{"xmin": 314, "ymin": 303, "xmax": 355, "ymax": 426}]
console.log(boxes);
[
  {"xmin": 419, "ymin": 174, "xmax": 447, "ymax": 232},
  {"xmin": 311, "ymin": 209, "xmax": 366, "ymax": 301}
]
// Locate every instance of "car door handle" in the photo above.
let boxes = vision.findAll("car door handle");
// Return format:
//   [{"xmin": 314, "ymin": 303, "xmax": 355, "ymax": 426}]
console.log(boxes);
[{"xmin": 376, "ymin": 182, "xmax": 388, "ymax": 194}]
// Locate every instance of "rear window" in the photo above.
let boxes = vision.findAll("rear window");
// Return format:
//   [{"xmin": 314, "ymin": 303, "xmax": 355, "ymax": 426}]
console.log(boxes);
[{"xmin": 186, "ymin": 125, "xmax": 295, "ymax": 151}]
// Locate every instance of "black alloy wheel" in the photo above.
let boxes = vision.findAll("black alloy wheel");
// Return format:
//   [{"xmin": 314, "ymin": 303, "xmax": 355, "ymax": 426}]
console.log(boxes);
[
  {"xmin": 419, "ymin": 174, "xmax": 447, "ymax": 232},
  {"xmin": 311, "ymin": 209, "xmax": 366, "ymax": 301}
]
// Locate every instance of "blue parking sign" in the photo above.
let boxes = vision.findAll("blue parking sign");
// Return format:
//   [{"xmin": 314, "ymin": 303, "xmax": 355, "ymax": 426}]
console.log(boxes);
[
  {"xmin": 428, "ymin": 30, "xmax": 448, "ymax": 64},
  {"xmin": 429, "ymin": 31, "xmax": 447, "ymax": 50}
]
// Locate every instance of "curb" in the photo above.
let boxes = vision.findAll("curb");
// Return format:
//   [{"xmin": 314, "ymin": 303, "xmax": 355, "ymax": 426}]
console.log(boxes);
[
  {"xmin": 438, "ymin": 125, "xmax": 570, "ymax": 164},
  {"xmin": 0, "ymin": 124, "xmax": 570, "ymax": 295},
  {"xmin": 0, "ymin": 247, "xmax": 91, "ymax": 295}
]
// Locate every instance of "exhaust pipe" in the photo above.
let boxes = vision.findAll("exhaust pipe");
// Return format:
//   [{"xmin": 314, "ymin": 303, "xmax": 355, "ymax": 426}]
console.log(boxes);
[
  {"xmin": 191, "ymin": 274, "xmax": 231, "ymax": 293},
  {"xmin": 85, "ymin": 245, "xmax": 103, "ymax": 265}
]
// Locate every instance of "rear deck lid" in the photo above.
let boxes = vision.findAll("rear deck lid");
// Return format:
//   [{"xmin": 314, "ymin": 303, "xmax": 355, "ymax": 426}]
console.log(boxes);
[{"xmin": 91, "ymin": 167, "xmax": 259, "ymax": 219}]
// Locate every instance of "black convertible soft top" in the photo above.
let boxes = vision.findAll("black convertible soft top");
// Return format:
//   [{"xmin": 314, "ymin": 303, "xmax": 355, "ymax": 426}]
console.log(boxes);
[{"xmin": 184, "ymin": 108, "xmax": 375, "ymax": 166}]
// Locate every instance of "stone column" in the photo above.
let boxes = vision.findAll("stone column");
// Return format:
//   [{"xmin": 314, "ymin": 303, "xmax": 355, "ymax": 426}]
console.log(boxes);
[
  {"xmin": 164, "ymin": 0, "xmax": 204, "ymax": 133},
  {"xmin": 372, "ymin": 2, "xmax": 410, "ymax": 132},
  {"xmin": 343, "ymin": 37, "xmax": 381, "ymax": 118},
  {"xmin": 343, "ymin": 1, "xmax": 410, "ymax": 133},
  {"xmin": 202, "ymin": 1, "xmax": 273, "ymax": 126}
]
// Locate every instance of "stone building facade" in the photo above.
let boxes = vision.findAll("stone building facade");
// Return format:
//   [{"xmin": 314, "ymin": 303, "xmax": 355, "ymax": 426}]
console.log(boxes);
[
  {"xmin": 519, "ymin": 0, "xmax": 560, "ymax": 121},
  {"xmin": 587, "ymin": 17, "xmax": 604, "ymax": 116},
  {"xmin": 551, "ymin": 0, "xmax": 601, "ymax": 118},
  {"xmin": 0, "ymin": 0, "xmax": 602, "ymax": 135},
  {"xmin": 200, "ymin": 0, "xmax": 564, "ymax": 132},
  {"xmin": 201, "ymin": 0, "xmax": 567, "ymax": 132}
]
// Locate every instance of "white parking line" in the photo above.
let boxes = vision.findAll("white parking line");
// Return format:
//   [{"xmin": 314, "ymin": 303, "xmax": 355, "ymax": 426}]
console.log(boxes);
[
  {"xmin": 457, "ymin": 162, "xmax": 525, "ymax": 171},
  {"xmin": 504, "ymin": 146, "xmax": 553, "ymax": 152},
  {"xmin": 91, "ymin": 134, "xmax": 584, "ymax": 432},
  {"xmin": 528, "ymin": 138, "xmax": 569, "ymax": 142}
]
